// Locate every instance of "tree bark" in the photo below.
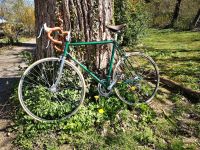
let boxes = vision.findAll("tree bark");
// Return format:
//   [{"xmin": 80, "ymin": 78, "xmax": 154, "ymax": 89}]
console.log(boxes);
[
  {"xmin": 170, "ymin": 0, "xmax": 182, "ymax": 27},
  {"xmin": 61, "ymin": 0, "xmax": 114, "ymax": 72},
  {"xmin": 34, "ymin": 0, "xmax": 114, "ymax": 74},
  {"xmin": 191, "ymin": 9, "xmax": 200, "ymax": 29},
  {"xmin": 166, "ymin": 0, "xmax": 182, "ymax": 28},
  {"xmin": 160, "ymin": 76, "xmax": 200, "ymax": 103},
  {"xmin": 34, "ymin": 0, "xmax": 56, "ymax": 60}
]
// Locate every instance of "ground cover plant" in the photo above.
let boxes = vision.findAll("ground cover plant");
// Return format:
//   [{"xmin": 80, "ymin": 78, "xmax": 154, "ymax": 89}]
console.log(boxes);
[{"xmin": 11, "ymin": 85, "xmax": 200, "ymax": 149}]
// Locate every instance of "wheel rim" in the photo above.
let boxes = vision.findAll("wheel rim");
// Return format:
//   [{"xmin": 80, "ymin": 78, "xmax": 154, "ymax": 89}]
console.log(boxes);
[
  {"xmin": 114, "ymin": 53, "xmax": 159, "ymax": 105},
  {"xmin": 18, "ymin": 58, "xmax": 85, "ymax": 122}
]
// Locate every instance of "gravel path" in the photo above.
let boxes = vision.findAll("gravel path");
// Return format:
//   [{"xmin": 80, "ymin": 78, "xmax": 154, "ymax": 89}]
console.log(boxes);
[{"xmin": 0, "ymin": 39, "xmax": 36, "ymax": 150}]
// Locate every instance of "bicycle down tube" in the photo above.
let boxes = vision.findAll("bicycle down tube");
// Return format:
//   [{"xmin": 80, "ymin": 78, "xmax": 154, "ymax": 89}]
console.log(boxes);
[{"xmin": 63, "ymin": 40, "xmax": 117, "ymax": 87}]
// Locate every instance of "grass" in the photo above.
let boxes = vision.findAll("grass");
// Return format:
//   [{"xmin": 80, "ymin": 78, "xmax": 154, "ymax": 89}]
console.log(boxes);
[
  {"xmin": 0, "ymin": 36, "xmax": 33, "ymax": 54},
  {"xmin": 140, "ymin": 29, "xmax": 200, "ymax": 91},
  {"xmin": 0, "ymin": 36, "xmax": 33, "ymax": 44}
]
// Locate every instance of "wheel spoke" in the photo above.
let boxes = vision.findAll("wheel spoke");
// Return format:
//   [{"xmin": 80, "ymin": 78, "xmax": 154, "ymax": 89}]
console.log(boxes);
[
  {"xmin": 114, "ymin": 53, "xmax": 159, "ymax": 104},
  {"xmin": 18, "ymin": 58, "xmax": 85, "ymax": 122}
]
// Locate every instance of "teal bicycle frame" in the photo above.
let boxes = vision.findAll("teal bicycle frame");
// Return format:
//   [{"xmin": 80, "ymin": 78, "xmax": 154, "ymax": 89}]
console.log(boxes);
[{"xmin": 62, "ymin": 40, "xmax": 119, "ymax": 88}]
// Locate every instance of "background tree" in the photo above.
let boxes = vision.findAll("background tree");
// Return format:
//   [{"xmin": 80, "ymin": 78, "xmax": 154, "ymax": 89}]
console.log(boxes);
[
  {"xmin": 145, "ymin": 0, "xmax": 200, "ymax": 30},
  {"xmin": 2, "ymin": 23, "xmax": 23, "ymax": 43},
  {"xmin": 192, "ymin": 9, "xmax": 200, "ymax": 29},
  {"xmin": 167, "ymin": 0, "xmax": 182, "ymax": 28},
  {"xmin": 115, "ymin": 0, "xmax": 147, "ymax": 46},
  {"xmin": 0, "ymin": 0, "xmax": 35, "ymax": 43},
  {"xmin": 20, "ymin": 6, "xmax": 35, "ymax": 35}
]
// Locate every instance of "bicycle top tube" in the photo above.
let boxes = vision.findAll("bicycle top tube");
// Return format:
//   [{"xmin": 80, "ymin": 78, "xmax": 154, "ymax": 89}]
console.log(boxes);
[
  {"xmin": 63, "ymin": 39, "xmax": 117, "ymax": 87},
  {"xmin": 69, "ymin": 40, "xmax": 114, "ymax": 46}
]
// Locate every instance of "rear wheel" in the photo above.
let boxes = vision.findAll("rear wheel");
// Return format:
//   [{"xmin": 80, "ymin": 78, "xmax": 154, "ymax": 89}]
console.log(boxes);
[
  {"xmin": 18, "ymin": 57, "xmax": 85, "ymax": 122},
  {"xmin": 113, "ymin": 52, "xmax": 159, "ymax": 105}
]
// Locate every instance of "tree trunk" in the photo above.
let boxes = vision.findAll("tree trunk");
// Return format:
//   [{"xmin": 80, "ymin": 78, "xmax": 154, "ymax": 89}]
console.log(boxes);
[
  {"xmin": 34, "ymin": 0, "xmax": 114, "ymax": 74},
  {"xmin": 166, "ymin": 0, "xmax": 182, "ymax": 28},
  {"xmin": 61, "ymin": 0, "xmax": 114, "ymax": 73},
  {"xmin": 34, "ymin": 0, "xmax": 56, "ymax": 60},
  {"xmin": 191, "ymin": 9, "xmax": 200, "ymax": 29},
  {"xmin": 160, "ymin": 77, "xmax": 200, "ymax": 103}
]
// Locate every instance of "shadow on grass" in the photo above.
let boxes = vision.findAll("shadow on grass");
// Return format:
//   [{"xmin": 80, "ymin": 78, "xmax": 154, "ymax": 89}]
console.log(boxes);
[
  {"xmin": 0, "ymin": 42, "xmax": 36, "ymax": 48},
  {"xmin": 144, "ymin": 47, "xmax": 200, "ymax": 53}
]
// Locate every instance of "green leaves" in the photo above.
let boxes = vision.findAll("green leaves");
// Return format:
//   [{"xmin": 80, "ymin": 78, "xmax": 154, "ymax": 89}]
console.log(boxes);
[
  {"xmin": 115, "ymin": 0, "xmax": 148, "ymax": 46},
  {"xmin": 13, "ymin": 77, "xmax": 200, "ymax": 149}
]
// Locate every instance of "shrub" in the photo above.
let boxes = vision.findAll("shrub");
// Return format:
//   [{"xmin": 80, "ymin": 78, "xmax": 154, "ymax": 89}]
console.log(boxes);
[
  {"xmin": 114, "ymin": 0, "xmax": 148, "ymax": 46},
  {"xmin": 2, "ymin": 23, "xmax": 23, "ymax": 44}
]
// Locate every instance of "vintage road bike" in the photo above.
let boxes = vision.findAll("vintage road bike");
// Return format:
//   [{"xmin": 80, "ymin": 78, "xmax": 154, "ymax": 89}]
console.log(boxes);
[{"xmin": 18, "ymin": 23, "xmax": 160, "ymax": 122}]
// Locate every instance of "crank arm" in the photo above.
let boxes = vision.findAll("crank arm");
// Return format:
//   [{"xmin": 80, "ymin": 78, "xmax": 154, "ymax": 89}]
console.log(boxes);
[{"xmin": 107, "ymin": 75, "xmax": 121, "ymax": 90}]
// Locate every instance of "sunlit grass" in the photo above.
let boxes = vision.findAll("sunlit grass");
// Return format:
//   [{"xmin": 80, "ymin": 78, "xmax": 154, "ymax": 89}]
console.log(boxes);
[
  {"xmin": 0, "ymin": 37, "xmax": 33, "ymax": 44},
  {"xmin": 142, "ymin": 29, "xmax": 200, "ymax": 50},
  {"xmin": 141, "ymin": 29, "xmax": 200, "ymax": 90}
]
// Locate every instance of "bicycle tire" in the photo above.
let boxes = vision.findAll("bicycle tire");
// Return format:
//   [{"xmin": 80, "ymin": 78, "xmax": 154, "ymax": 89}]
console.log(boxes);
[
  {"xmin": 18, "ymin": 57, "xmax": 86, "ymax": 122},
  {"xmin": 113, "ymin": 52, "xmax": 159, "ymax": 105}
]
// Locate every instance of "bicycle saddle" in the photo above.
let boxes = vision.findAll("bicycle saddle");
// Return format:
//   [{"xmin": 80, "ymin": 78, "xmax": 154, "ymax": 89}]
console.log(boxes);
[{"xmin": 106, "ymin": 24, "xmax": 126, "ymax": 32}]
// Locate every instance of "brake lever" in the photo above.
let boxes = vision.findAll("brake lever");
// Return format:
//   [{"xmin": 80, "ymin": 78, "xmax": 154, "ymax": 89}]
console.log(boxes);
[
  {"xmin": 46, "ymin": 40, "xmax": 50, "ymax": 48},
  {"xmin": 37, "ymin": 25, "xmax": 44, "ymax": 38}
]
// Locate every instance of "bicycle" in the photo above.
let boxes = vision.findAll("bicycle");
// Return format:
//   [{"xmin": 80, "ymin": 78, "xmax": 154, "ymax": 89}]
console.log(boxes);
[{"xmin": 18, "ymin": 23, "xmax": 159, "ymax": 122}]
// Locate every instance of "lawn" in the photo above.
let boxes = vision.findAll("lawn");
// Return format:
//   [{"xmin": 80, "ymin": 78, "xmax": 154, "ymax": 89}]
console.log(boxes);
[{"xmin": 140, "ymin": 29, "xmax": 200, "ymax": 91}]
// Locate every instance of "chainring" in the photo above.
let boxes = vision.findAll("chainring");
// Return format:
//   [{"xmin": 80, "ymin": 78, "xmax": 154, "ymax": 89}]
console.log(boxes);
[{"xmin": 97, "ymin": 79, "xmax": 112, "ymax": 97}]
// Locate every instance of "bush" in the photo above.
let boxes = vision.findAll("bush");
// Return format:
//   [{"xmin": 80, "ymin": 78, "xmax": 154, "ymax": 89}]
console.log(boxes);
[
  {"xmin": 2, "ymin": 23, "xmax": 23, "ymax": 44},
  {"xmin": 114, "ymin": 0, "xmax": 148, "ymax": 46}
]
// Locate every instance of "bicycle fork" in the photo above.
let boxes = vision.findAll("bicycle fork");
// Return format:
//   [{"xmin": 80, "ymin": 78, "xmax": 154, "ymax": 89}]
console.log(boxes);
[{"xmin": 50, "ymin": 56, "xmax": 66, "ymax": 92}]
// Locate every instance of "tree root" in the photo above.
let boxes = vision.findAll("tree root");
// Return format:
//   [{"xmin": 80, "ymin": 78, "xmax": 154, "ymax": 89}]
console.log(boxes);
[{"xmin": 160, "ymin": 77, "xmax": 200, "ymax": 103}]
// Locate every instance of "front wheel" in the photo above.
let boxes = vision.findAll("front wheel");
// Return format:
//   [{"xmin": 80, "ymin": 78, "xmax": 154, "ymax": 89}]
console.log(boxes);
[
  {"xmin": 18, "ymin": 57, "xmax": 86, "ymax": 122},
  {"xmin": 113, "ymin": 52, "xmax": 159, "ymax": 105}
]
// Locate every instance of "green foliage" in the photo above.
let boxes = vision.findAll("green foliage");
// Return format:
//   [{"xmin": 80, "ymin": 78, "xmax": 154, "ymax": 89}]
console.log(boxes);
[
  {"xmin": 0, "ymin": 0, "xmax": 35, "ymax": 39},
  {"xmin": 11, "ymin": 84, "xmax": 200, "ymax": 149},
  {"xmin": 2, "ymin": 23, "xmax": 23, "ymax": 44},
  {"xmin": 135, "ymin": 103, "xmax": 156, "ymax": 124},
  {"xmin": 169, "ymin": 93, "xmax": 182, "ymax": 103},
  {"xmin": 114, "ymin": 0, "xmax": 148, "ymax": 46},
  {"xmin": 21, "ymin": 51, "xmax": 33, "ymax": 65},
  {"xmin": 12, "ymin": 82, "xmax": 157, "ymax": 149},
  {"xmin": 134, "ymin": 126, "xmax": 156, "ymax": 144},
  {"xmin": 170, "ymin": 138, "xmax": 185, "ymax": 150}
]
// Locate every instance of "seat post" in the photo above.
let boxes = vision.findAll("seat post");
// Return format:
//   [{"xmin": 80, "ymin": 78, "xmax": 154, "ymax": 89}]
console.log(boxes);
[
  {"xmin": 66, "ymin": 31, "xmax": 71, "ymax": 41},
  {"xmin": 114, "ymin": 33, "xmax": 118, "ymax": 41}
]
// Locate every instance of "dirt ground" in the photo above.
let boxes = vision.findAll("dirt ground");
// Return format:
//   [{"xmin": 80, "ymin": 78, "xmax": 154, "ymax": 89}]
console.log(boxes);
[{"xmin": 0, "ymin": 39, "xmax": 36, "ymax": 150}]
